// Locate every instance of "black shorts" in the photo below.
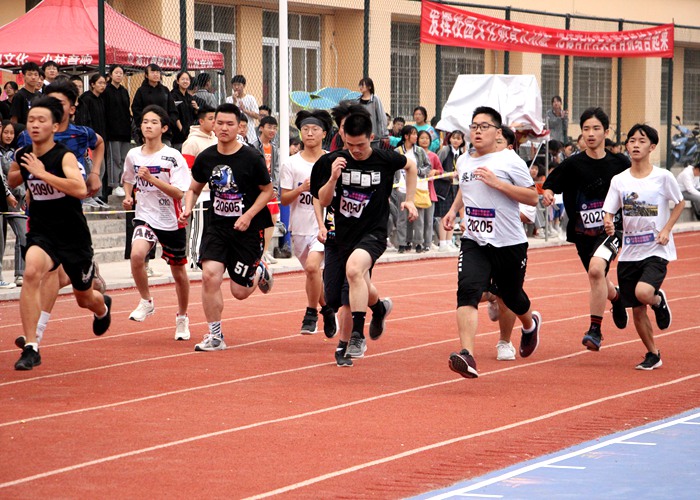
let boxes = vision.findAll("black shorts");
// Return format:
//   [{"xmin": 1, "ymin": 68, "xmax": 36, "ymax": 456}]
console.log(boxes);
[
  {"xmin": 132, "ymin": 219, "xmax": 187, "ymax": 266},
  {"xmin": 323, "ymin": 242, "xmax": 349, "ymax": 311},
  {"xmin": 199, "ymin": 224, "xmax": 264, "ymax": 287},
  {"xmin": 25, "ymin": 232, "xmax": 95, "ymax": 292},
  {"xmin": 339, "ymin": 230, "xmax": 387, "ymax": 265},
  {"xmin": 617, "ymin": 257, "xmax": 668, "ymax": 308},
  {"xmin": 574, "ymin": 231, "xmax": 621, "ymax": 273},
  {"xmin": 457, "ymin": 238, "xmax": 531, "ymax": 315}
]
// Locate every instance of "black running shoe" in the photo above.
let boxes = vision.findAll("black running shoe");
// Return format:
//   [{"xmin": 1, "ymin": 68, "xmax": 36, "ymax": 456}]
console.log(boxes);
[
  {"xmin": 93, "ymin": 295, "xmax": 112, "ymax": 336},
  {"xmin": 335, "ymin": 347, "xmax": 353, "ymax": 367},
  {"xmin": 300, "ymin": 310, "xmax": 318, "ymax": 335},
  {"xmin": 369, "ymin": 298, "xmax": 393, "ymax": 340},
  {"xmin": 582, "ymin": 329, "xmax": 603, "ymax": 351},
  {"xmin": 15, "ymin": 346, "xmax": 41, "ymax": 371},
  {"xmin": 652, "ymin": 289, "xmax": 672, "ymax": 330},
  {"xmin": 519, "ymin": 311, "xmax": 541, "ymax": 358},
  {"xmin": 448, "ymin": 349, "xmax": 478, "ymax": 379},
  {"xmin": 611, "ymin": 287, "xmax": 628, "ymax": 329},
  {"xmin": 15, "ymin": 335, "xmax": 26, "ymax": 349},
  {"xmin": 636, "ymin": 351, "xmax": 662, "ymax": 370},
  {"xmin": 321, "ymin": 306, "xmax": 338, "ymax": 338}
]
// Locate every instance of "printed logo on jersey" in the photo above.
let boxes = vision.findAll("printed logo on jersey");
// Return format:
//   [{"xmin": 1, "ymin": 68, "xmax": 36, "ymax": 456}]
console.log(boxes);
[
  {"xmin": 622, "ymin": 192, "xmax": 659, "ymax": 217},
  {"xmin": 211, "ymin": 165, "xmax": 238, "ymax": 192}
]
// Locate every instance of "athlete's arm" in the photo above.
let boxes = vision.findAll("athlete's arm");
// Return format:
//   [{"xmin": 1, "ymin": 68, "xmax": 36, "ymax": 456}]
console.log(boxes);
[
  {"xmin": 401, "ymin": 157, "xmax": 418, "ymax": 222},
  {"xmin": 474, "ymin": 166, "xmax": 539, "ymax": 206},
  {"xmin": 603, "ymin": 212, "xmax": 616, "ymax": 236},
  {"xmin": 318, "ymin": 156, "xmax": 345, "ymax": 207},
  {"xmin": 234, "ymin": 182, "xmax": 274, "ymax": 232},
  {"xmin": 443, "ymin": 191, "xmax": 465, "ymax": 231},
  {"xmin": 313, "ymin": 198, "xmax": 328, "ymax": 243},
  {"xmin": 22, "ymin": 151, "xmax": 87, "ymax": 199},
  {"xmin": 7, "ymin": 160, "xmax": 22, "ymax": 189},
  {"xmin": 122, "ymin": 182, "xmax": 135, "ymax": 210},
  {"xmin": 657, "ymin": 200, "xmax": 685, "ymax": 246},
  {"xmin": 86, "ymin": 133, "xmax": 105, "ymax": 197},
  {"xmin": 280, "ymin": 178, "xmax": 310, "ymax": 206},
  {"xmin": 179, "ymin": 179, "xmax": 205, "ymax": 225},
  {"xmin": 137, "ymin": 166, "xmax": 184, "ymax": 200}
]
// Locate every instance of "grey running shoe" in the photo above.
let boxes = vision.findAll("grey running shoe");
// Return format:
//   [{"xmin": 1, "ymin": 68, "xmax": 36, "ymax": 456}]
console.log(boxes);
[
  {"xmin": 636, "ymin": 351, "xmax": 662, "ymax": 370},
  {"xmin": 448, "ymin": 349, "xmax": 478, "ymax": 378},
  {"xmin": 257, "ymin": 260, "xmax": 273, "ymax": 294},
  {"xmin": 194, "ymin": 333, "xmax": 227, "ymax": 351},
  {"xmin": 345, "ymin": 333, "xmax": 367, "ymax": 358},
  {"xmin": 92, "ymin": 262, "xmax": 107, "ymax": 294}
]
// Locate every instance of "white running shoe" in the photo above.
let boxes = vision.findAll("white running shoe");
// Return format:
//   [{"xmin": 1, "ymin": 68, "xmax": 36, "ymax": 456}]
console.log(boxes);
[
  {"xmin": 129, "ymin": 298, "xmax": 155, "ymax": 321},
  {"xmin": 0, "ymin": 280, "xmax": 17, "ymax": 289},
  {"xmin": 487, "ymin": 298, "xmax": 500, "ymax": 322},
  {"xmin": 175, "ymin": 315, "xmax": 190, "ymax": 340},
  {"xmin": 496, "ymin": 340, "xmax": 516, "ymax": 361},
  {"xmin": 194, "ymin": 333, "xmax": 227, "ymax": 351},
  {"xmin": 113, "ymin": 186, "xmax": 126, "ymax": 197}
]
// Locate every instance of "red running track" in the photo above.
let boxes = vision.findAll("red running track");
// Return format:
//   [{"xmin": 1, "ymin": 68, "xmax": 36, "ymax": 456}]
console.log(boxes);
[{"xmin": 1, "ymin": 232, "xmax": 699, "ymax": 498}]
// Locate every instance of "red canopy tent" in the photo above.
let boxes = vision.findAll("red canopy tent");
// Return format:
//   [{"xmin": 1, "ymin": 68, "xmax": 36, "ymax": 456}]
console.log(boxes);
[{"xmin": 0, "ymin": 0, "xmax": 223, "ymax": 71}]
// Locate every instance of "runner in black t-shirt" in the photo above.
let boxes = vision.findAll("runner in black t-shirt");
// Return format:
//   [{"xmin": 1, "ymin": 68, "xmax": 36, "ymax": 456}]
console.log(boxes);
[
  {"xmin": 180, "ymin": 103, "xmax": 274, "ymax": 352},
  {"xmin": 311, "ymin": 113, "xmax": 418, "ymax": 361},
  {"xmin": 8, "ymin": 97, "xmax": 111, "ymax": 371},
  {"xmin": 542, "ymin": 107, "xmax": 630, "ymax": 351}
]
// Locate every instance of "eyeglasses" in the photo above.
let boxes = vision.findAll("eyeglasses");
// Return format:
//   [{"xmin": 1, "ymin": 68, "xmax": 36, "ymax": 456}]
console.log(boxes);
[{"xmin": 469, "ymin": 123, "xmax": 498, "ymax": 132}]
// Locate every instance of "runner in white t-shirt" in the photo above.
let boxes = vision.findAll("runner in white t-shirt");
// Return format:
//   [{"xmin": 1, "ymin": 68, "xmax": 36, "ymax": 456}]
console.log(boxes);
[
  {"xmin": 442, "ymin": 106, "xmax": 542, "ymax": 379},
  {"xmin": 280, "ymin": 110, "xmax": 337, "ymax": 336},
  {"xmin": 122, "ymin": 105, "xmax": 192, "ymax": 340},
  {"xmin": 602, "ymin": 124, "xmax": 685, "ymax": 371}
]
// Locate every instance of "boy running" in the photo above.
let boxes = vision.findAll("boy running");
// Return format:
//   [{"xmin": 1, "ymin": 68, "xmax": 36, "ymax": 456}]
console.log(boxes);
[
  {"xmin": 280, "ymin": 109, "xmax": 337, "ymax": 336},
  {"xmin": 602, "ymin": 124, "xmax": 683, "ymax": 370},
  {"xmin": 8, "ymin": 97, "xmax": 111, "ymax": 370},
  {"xmin": 311, "ymin": 113, "xmax": 417, "ymax": 361},
  {"xmin": 543, "ymin": 107, "xmax": 629, "ymax": 351},
  {"xmin": 122, "ymin": 105, "xmax": 192, "ymax": 340},
  {"xmin": 443, "ymin": 106, "xmax": 542, "ymax": 379},
  {"xmin": 179, "ymin": 103, "xmax": 274, "ymax": 352}
]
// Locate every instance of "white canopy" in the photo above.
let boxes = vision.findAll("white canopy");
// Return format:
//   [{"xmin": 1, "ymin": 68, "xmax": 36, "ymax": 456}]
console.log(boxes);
[{"xmin": 436, "ymin": 74, "xmax": 545, "ymax": 135}]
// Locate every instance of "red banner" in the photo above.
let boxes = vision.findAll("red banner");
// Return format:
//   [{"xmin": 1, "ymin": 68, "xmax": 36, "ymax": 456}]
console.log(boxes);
[{"xmin": 421, "ymin": 1, "xmax": 674, "ymax": 58}]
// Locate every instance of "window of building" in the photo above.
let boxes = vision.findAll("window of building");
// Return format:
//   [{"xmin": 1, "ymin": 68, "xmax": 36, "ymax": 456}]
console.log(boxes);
[
  {"xmin": 683, "ymin": 49, "xmax": 700, "ymax": 123},
  {"xmin": 391, "ymin": 22, "xmax": 420, "ymax": 120},
  {"xmin": 439, "ymin": 47, "xmax": 484, "ymax": 114},
  {"xmin": 263, "ymin": 11, "xmax": 321, "ymax": 114},
  {"xmin": 572, "ymin": 57, "xmax": 612, "ymax": 120},
  {"xmin": 660, "ymin": 58, "xmax": 670, "ymax": 125},
  {"xmin": 541, "ymin": 55, "xmax": 561, "ymax": 117},
  {"xmin": 194, "ymin": 3, "xmax": 236, "ymax": 103}
]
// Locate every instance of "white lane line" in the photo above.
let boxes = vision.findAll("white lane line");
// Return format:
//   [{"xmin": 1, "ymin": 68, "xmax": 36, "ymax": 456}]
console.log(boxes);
[
  {"xmin": 419, "ymin": 410, "xmax": 700, "ymax": 500},
  {"xmin": 679, "ymin": 421, "xmax": 700, "ymax": 425},
  {"xmin": 617, "ymin": 441, "xmax": 657, "ymax": 446},
  {"xmin": 542, "ymin": 465, "xmax": 586, "ymax": 469},
  {"xmin": 2, "ymin": 374, "xmax": 698, "ymax": 491}
]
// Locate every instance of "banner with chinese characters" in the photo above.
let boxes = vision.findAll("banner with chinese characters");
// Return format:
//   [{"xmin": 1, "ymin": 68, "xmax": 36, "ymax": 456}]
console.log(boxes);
[{"xmin": 421, "ymin": 1, "xmax": 674, "ymax": 58}]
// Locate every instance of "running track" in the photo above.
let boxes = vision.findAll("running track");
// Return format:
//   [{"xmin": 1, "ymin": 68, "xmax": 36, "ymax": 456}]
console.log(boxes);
[{"xmin": 1, "ymin": 233, "xmax": 699, "ymax": 498}]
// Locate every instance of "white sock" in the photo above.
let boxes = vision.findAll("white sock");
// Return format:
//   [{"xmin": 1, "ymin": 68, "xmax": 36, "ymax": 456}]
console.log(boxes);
[
  {"xmin": 26, "ymin": 342, "xmax": 39, "ymax": 352},
  {"xmin": 36, "ymin": 311, "xmax": 51, "ymax": 344}
]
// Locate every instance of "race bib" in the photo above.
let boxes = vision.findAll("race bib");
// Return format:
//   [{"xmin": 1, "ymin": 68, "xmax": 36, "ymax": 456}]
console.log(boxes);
[
  {"xmin": 463, "ymin": 206, "xmax": 496, "ymax": 238},
  {"xmin": 580, "ymin": 201, "xmax": 604, "ymax": 229},
  {"xmin": 298, "ymin": 190, "xmax": 313, "ymax": 206},
  {"xmin": 27, "ymin": 179, "xmax": 65, "ymax": 201},
  {"xmin": 213, "ymin": 196, "xmax": 244, "ymax": 217},
  {"xmin": 339, "ymin": 190, "xmax": 371, "ymax": 219}
]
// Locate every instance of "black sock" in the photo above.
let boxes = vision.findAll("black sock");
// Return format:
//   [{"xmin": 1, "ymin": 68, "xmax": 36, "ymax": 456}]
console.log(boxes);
[
  {"xmin": 337, "ymin": 340, "xmax": 348, "ymax": 351},
  {"xmin": 589, "ymin": 315, "xmax": 603, "ymax": 332},
  {"xmin": 369, "ymin": 299, "xmax": 385, "ymax": 317},
  {"xmin": 351, "ymin": 312, "xmax": 366, "ymax": 338}
]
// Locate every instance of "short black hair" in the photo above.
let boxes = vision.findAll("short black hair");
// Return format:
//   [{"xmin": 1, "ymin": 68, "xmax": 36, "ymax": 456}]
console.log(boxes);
[
  {"xmin": 295, "ymin": 109, "xmax": 333, "ymax": 133},
  {"xmin": 393, "ymin": 116, "xmax": 405, "ymax": 125},
  {"xmin": 44, "ymin": 80, "xmax": 79, "ymax": 106},
  {"xmin": 42, "ymin": 60, "xmax": 58, "ymax": 71},
  {"xmin": 3, "ymin": 81, "xmax": 18, "ymax": 92},
  {"xmin": 141, "ymin": 104, "xmax": 169, "ymax": 128},
  {"xmin": 195, "ymin": 73, "xmax": 211, "ymax": 88},
  {"xmin": 551, "ymin": 95, "xmax": 562, "ymax": 104},
  {"xmin": 626, "ymin": 123, "xmax": 659, "ymax": 145},
  {"xmin": 260, "ymin": 115, "xmax": 278, "ymax": 128},
  {"xmin": 605, "ymin": 138, "xmax": 615, "ymax": 148},
  {"xmin": 21, "ymin": 62, "xmax": 40, "ymax": 75},
  {"xmin": 30, "ymin": 96, "xmax": 64, "ymax": 124},
  {"xmin": 500, "ymin": 125, "xmax": 515, "ymax": 147},
  {"xmin": 472, "ymin": 106, "xmax": 502, "ymax": 128},
  {"xmin": 197, "ymin": 105, "xmax": 215, "ymax": 119},
  {"xmin": 259, "ymin": 104, "xmax": 272, "ymax": 114},
  {"xmin": 344, "ymin": 113, "xmax": 373, "ymax": 138},
  {"xmin": 145, "ymin": 63, "xmax": 162, "ymax": 73},
  {"xmin": 109, "ymin": 64, "xmax": 125, "ymax": 75},
  {"xmin": 231, "ymin": 74, "xmax": 246, "ymax": 85},
  {"xmin": 413, "ymin": 106, "xmax": 428, "ymax": 120},
  {"xmin": 580, "ymin": 107, "xmax": 610, "ymax": 130},
  {"xmin": 238, "ymin": 113, "xmax": 248, "ymax": 124},
  {"xmin": 215, "ymin": 103, "xmax": 241, "ymax": 121},
  {"xmin": 331, "ymin": 101, "xmax": 370, "ymax": 128}
]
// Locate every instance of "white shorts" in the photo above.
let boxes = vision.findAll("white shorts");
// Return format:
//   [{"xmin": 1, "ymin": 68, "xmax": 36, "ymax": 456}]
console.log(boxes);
[{"xmin": 292, "ymin": 234, "xmax": 324, "ymax": 268}]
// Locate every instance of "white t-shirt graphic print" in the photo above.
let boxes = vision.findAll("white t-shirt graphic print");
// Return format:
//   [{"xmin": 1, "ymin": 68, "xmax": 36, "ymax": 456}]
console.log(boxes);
[
  {"xmin": 603, "ymin": 167, "xmax": 683, "ymax": 262},
  {"xmin": 457, "ymin": 149, "xmax": 533, "ymax": 247}
]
